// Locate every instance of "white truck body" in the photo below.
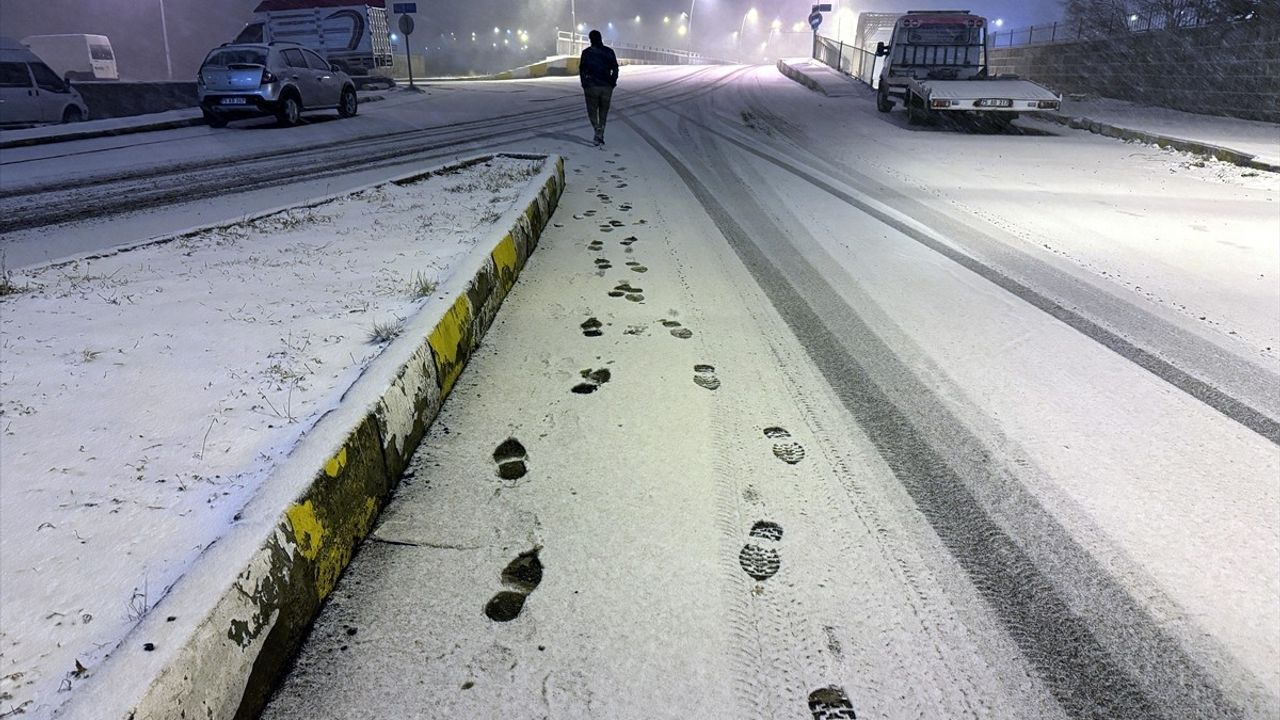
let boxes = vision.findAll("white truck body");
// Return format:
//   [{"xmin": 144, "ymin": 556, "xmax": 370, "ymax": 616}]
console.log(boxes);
[
  {"xmin": 234, "ymin": 0, "xmax": 392, "ymax": 77},
  {"xmin": 875, "ymin": 10, "xmax": 1060, "ymax": 123},
  {"xmin": 20, "ymin": 34, "xmax": 118, "ymax": 81}
]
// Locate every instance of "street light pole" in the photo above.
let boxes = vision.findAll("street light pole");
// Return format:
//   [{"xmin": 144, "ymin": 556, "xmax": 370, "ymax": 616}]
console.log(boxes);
[
  {"xmin": 570, "ymin": 0, "xmax": 578, "ymax": 55},
  {"xmin": 687, "ymin": 0, "xmax": 696, "ymax": 52},
  {"xmin": 159, "ymin": 0, "xmax": 173, "ymax": 80}
]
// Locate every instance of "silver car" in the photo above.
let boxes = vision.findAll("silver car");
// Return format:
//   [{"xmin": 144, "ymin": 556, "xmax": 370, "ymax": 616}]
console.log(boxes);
[{"xmin": 197, "ymin": 42, "xmax": 358, "ymax": 128}]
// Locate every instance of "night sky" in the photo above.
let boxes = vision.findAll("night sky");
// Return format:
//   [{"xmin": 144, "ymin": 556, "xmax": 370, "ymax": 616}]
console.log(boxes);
[{"xmin": 0, "ymin": 0, "xmax": 1064, "ymax": 79}]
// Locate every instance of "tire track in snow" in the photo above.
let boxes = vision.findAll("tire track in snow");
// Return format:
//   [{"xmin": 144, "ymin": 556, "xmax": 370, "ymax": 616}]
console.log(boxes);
[
  {"xmin": 0, "ymin": 68, "xmax": 729, "ymax": 233},
  {"xmin": 627, "ymin": 114, "xmax": 1252, "ymax": 720}
]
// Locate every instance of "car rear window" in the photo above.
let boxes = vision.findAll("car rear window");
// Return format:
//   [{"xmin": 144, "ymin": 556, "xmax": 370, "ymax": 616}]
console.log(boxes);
[
  {"xmin": 203, "ymin": 48, "xmax": 268, "ymax": 67},
  {"xmin": 0, "ymin": 62, "xmax": 32, "ymax": 88},
  {"xmin": 90, "ymin": 44, "xmax": 114, "ymax": 61}
]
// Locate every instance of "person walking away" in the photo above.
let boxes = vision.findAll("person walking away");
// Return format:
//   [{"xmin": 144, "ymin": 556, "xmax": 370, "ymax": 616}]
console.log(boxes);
[{"xmin": 579, "ymin": 30, "xmax": 618, "ymax": 146}]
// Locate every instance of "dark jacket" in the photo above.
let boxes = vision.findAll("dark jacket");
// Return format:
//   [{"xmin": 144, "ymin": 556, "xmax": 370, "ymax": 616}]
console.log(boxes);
[{"xmin": 579, "ymin": 44, "xmax": 619, "ymax": 89}]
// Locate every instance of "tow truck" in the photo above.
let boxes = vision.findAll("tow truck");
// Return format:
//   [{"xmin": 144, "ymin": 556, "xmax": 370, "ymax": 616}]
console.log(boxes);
[{"xmin": 874, "ymin": 10, "xmax": 1060, "ymax": 126}]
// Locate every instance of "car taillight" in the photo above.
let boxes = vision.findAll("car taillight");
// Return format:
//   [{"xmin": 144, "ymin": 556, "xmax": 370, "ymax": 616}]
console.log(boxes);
[
  {"xmin": 931, "ymin": 99, "xmax": 952, "ymax": 109},
  {"xmin": 196, "ymin": 72, "xmax": 204, "ymax": 87},
  {"xmin": 261, "ymin": 69, "xmax": 277, "ymax": 85}
]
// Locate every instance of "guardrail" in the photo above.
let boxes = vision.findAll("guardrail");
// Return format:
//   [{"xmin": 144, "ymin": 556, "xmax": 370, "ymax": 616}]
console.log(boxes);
[
  {"xmin": 812, "ymin": 35, "xmax": 882, "ymax": 89},
  {"xmin": 555, "ymin": 31, "xmax": 726, "ymax": 65}
]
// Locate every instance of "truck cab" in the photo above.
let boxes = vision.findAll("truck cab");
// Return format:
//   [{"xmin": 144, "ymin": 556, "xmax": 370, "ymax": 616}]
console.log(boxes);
[{"xmin": 876, "ymin": 11, "xmax": 987, "ymax": 110}]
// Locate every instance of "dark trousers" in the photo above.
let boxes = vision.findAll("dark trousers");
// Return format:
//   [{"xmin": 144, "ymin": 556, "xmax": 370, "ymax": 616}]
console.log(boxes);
[{"xmin": 584, "ymin": 85, "xmax": 614, "ymax": 139}]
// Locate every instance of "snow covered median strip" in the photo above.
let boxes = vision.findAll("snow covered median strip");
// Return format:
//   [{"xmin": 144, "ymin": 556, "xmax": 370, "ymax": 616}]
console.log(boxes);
[{"xmin": 0, "ymin": 153, "xmax": 563, "ymax": 719}]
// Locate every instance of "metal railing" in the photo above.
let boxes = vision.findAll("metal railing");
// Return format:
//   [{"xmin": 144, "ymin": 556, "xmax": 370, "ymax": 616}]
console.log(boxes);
[
  {"xmin": 990, "ymin": 7, "xmax": 1226, "ymax": 48},
  {"xmin": 812, "ymin": 34, "xmax": 882, "ymax": 89},
  {"xmin": 555, "ymin": 31, "xmax": 719, "ymax": 65}
]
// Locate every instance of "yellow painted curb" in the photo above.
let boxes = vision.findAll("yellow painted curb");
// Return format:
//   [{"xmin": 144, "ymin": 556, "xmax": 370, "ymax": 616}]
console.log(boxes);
[{"xmin": 65, "ymin": 154, "xmax": 566, "ymax": 720}]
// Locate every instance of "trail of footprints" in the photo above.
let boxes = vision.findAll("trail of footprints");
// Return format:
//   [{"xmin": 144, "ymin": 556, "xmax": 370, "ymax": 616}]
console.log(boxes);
[{"xmin": 569, "ymin": 166, "xmax": 850, "ymax": 715}]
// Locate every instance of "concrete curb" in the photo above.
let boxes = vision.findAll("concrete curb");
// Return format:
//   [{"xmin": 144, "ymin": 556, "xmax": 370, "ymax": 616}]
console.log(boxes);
[
  {"xmin": 0, "ymin": 117, "xmax": 204, "ymax": 149},
  {"xmin": 53, "ymin": 153, "xmax": 566, "ymax": 720},
  {"xmin": 777, "ymin": 59, "xmax": 830, "ymax": 96},
  {"xmin": 0, "ymin": 94, "xmax": 390, "ymax": 150},
  {"xmin": 1038, "ymin": 113, "xmax": 1280, "ymax": 173}
]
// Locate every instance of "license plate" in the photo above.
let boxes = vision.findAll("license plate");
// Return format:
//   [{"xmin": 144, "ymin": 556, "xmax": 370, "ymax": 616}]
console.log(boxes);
[
  {"xmin": 220, "ymin": 97, "xmax": 248, "ymax": 105},
  {"xmin": 977, "ymin": 98, "xmax": 1012, "ymax": 108}
]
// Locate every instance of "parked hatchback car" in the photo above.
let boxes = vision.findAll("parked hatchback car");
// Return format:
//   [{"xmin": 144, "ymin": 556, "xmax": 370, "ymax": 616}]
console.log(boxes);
[
  {"xmin": 0, "ymin": 36, "xmax": 89, "ymax": 127},
  {"xmin": 198, "ymin": 42, "xmax": 358, "ymax": 128}
]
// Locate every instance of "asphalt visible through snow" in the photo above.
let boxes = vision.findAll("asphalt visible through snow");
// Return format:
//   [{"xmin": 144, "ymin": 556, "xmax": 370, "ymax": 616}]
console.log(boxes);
[{"xmin": 5, "ymin": 64, "xmax": 1277, "ymax": 720}]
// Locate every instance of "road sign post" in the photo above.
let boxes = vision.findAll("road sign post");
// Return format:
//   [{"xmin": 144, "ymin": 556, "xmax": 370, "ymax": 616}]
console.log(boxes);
[{"xmin": 397, "ymin": 10, "xmax": 416, "ymax": 89}]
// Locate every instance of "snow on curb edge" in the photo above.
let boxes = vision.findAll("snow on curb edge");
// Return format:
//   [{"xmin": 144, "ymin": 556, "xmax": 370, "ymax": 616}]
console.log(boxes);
[
  {"xmin": 1037, "ymin": 113, "xmax": 1280, "ymax": 173},
  {"xmin": 777, "ymin": 59, "xmax": 831, "ymax": 96},
  {"xmin": 53, "ymin": 153, "xmax": 566, "ymax": 720},
  {"xmin": 0, "ymin": 95, "xmax": 390, "ymax": 150}
]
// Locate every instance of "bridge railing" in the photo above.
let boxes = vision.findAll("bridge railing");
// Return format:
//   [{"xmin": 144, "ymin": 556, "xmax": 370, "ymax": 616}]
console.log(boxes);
[{"xmin": 555, "ymin": 31, "xmax": 725, "ymax": 65}]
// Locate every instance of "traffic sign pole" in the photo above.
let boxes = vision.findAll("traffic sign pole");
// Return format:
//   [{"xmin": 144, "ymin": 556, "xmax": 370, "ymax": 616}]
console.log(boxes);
[{"xmin": 397, "ymin": 11, "xmax": 416, "ymax": 89}]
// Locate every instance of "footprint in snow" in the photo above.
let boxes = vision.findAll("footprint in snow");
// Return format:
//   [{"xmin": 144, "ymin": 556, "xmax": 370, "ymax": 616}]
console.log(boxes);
[
  {"xmin": 693, "ymin": 364, "xmax": 720, "ymax": 391},
  {"xmin": 764, "ymin": 427, "xmax": 805, "ymax": 465},
  {"xmin": 484, "ymin": 549, "xmax": 544, "ymax": 622},
  {"xmin": 492, "ymin": 437, "xmax": 528, "ymax": 481}
]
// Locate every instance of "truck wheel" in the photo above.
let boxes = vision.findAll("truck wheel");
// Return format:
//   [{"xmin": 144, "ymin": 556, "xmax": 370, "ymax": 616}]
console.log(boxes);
[
  {"xmin": 876, "ymin": 87, "xmax": 893, "ymax": 113},
  {"xmin": 275, "ymin": 93, "xmax": 301, "ymax": 127},
  {"xmin": 61, "ymin": 106, "xmax": 83, "ymax": 124},
  {"xmin": 202, "ymin": 109, "xmax": 228, "ymax": 128},
  {"xmin": 338, "ymin": 87, "xmax": 358, "ymax": 118}
]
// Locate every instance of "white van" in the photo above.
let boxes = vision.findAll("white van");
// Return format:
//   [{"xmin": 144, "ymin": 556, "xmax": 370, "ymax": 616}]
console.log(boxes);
[
  {"xmin": 0, "ymin": 37, "xmax": 90, "ymax": 126},
  {"xmin": 20, "ymin": 34, "xmax": 118, "ymax": 81}
]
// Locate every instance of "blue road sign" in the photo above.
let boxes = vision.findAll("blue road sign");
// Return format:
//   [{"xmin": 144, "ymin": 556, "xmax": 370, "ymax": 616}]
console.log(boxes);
[
  {"xmin": 393, "ymin": 2, "xmax": 417, "ymax": 13},
  {"xmin": 809, "ymin": 12, "xmax": 823, "ymax": 30}
]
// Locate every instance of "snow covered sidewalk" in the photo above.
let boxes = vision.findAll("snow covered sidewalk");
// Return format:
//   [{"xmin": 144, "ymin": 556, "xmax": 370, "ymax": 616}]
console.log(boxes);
[
  {"xmin": 776, "ymin": 58, "xmax": 866, "ymax": 98},
  {"xmin": 0, "ymin": 155, "xmax": 549, "ymax": 717},
  {"xmin": 1045, "ymin": 96, "xmax": 1280, "ymax": 170},
  {"xmin": 0, "ymin": 108, "xmax": 204, "ymax": 149},
  {"xmin": 0, "ymin": 93, "xmax": 391, "ymax": 150}
]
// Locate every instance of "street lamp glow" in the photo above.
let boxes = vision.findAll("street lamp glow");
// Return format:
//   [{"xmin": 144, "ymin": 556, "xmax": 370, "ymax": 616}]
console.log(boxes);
[
  {"xmin": 664, "ymin": 16, "xmax": 670, "ymax": 23},
  {"xmin": 771, "ymin": 18, "xmax": 781, "ymax": 30},
  {"xmin": 634, "ymin": 15, "xmax": 641, "ymax": 23},
  {"xmin": 994, "ymin": 18, "xmax": 1004, "ymax": 27},
  {"xmin": 677, "ymin": 25, "xmax": 687, "ymax": 35},
  {"xmin": 747, "ymin": 8, "xmax": 759, "ymax": 22},
  {"xmin": 493, "ymin": 27, "xmax": 500, "ymax": 34},
  {"xmin": 792, "ymin": 21, "xmax": 806, "ymax": 32}
]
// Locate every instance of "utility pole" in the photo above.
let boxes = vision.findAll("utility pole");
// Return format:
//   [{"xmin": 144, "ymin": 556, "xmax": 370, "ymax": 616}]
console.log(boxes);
[
  {"xmin": 571, "ymin": 0, "xmax": 578, "ymax": 55},
  {"xmin": 159, "ymin": 0, "xmax": 173, "ymax": 80},
  {"xmin": 687, "ymin": 0, "xmax": 696, "ymax": 52}
]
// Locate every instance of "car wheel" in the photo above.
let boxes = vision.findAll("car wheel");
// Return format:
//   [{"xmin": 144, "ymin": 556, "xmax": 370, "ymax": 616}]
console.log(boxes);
[
  {"xmin": 61, "ymin": 106, "xmax": 84, "ymax": 124},
  {"xmin": 876, "ymin": 87, "xmax": 893, "ymax": 113},
  {"xmin": 338, "ymin": 86, "xmax": 358, "ymax": 118},
  {"xmin": 275, "ymin": 94, "xmax": 301, "ymax": 127},
  {"xmin": 202, "ymin": 109, "xmax": 228, "ymax": 128}
]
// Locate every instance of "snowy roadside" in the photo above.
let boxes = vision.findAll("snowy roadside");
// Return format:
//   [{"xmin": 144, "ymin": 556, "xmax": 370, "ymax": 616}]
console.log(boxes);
[
  {"xmin": 1047, "ymin": 96, "xmax": 1280, "ymax": 167},
  {"xmin": 0, "ymin": 154, "xmax": 545, "ymax": 717},
  {"xmin": 0, "ymin": 92, "xmax": 390, "ymax": 150}
]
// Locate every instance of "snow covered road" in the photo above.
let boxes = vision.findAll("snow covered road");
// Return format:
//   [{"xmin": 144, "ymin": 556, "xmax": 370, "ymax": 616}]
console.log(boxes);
[{"xmin": 4, "ymin": 64, "xmax": 1278, "ymax": 719}]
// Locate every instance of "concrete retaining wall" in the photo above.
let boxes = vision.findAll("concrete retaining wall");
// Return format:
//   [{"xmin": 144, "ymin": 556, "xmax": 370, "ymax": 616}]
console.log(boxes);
[
  {"xmin": 54, "ymin": 153, "xmax": 566, "ymax": 720},
  {"xmin": 987, "ymin": 20, "xmax": 1280, "ymax": 124},
  {"xmin": 75, "ymin": 81, "xmax": 198, "ymax": 120}
]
